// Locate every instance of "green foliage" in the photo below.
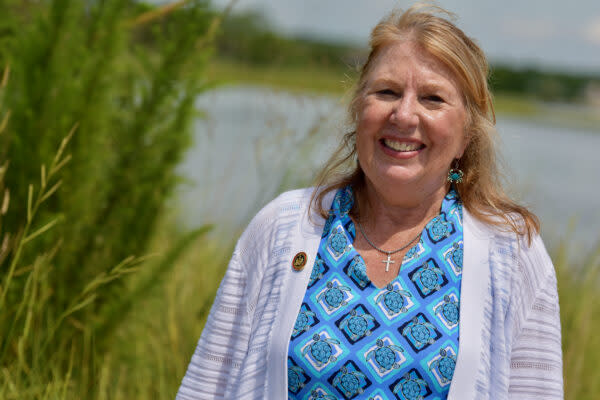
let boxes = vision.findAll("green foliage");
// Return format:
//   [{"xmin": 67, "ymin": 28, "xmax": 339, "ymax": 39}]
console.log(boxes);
[
  {"xmin": 0, "ymin": 0, "xmax": 215, "ymax": 397},
  {"xmin": 216, "ymin": 10, "xmax": 360, "ymax": 69},
  {"xmin": 554, "ymin": 241, "xmax": 600, "ymax": 400},
  {"xmin": 213, "ymin": 10, "xmax": 600, "ymax": 104},
  {"xmin": 490, "ymin": 64, "xmax": 600, "ymax": 102}
]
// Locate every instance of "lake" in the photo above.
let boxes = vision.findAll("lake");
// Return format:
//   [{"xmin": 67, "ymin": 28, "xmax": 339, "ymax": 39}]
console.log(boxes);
[{"xmin": 177, "ymin": 86, "xmax": 600, "ymax": 255}]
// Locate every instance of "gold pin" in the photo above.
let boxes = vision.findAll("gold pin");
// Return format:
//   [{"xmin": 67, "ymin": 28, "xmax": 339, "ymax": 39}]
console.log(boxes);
[{"xmin": 292, "ymin": 252, "xmax": 307, "ymax": 271}]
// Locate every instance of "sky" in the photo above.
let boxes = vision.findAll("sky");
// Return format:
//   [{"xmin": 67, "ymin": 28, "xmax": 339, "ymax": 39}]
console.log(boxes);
[{"xmin": 207, "ymin": 0, "xmax": 600, "ymax": 74}]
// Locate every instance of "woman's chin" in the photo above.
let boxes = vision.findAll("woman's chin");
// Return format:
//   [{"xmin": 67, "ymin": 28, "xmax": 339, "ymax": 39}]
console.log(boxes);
[
  {"xmin": 368, "ymin": 169, "xmax": 422, "ymax": 189},
  {"xmin": 366, "ymin": 166, "xmax": 448, "ymax": 193}
]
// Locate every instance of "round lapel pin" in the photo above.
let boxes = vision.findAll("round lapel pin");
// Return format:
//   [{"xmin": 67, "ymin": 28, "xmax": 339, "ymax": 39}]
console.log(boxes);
[{"xmin": 292, "ymin": 252, "xmax": 307, "ymax": 271}]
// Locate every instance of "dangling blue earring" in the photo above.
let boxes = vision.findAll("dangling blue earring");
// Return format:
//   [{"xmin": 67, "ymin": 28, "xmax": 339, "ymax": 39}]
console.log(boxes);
[{"xmin": 447, "ymin": 160, "xmax": 464, "ymax": 183}]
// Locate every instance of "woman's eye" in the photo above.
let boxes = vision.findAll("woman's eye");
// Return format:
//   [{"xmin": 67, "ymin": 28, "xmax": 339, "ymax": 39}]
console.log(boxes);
[
  {"xmin": 424, "ymin": 95, "xmax": 443, "ymax": 102},
  {"xmin": 377, "ymin": 89, "xmax": 397, "ymax": 96}
]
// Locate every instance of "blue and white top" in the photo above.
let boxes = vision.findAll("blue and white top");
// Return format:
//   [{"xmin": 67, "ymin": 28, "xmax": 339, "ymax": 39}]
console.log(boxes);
[{"xmin": 287, "ymin": 186, "xmax": 464, "ymax": 400}]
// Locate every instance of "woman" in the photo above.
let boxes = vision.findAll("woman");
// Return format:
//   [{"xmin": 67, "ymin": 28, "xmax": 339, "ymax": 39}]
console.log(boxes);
[{"xmin": 177, "ymin": 5, "xmax": 563, "ymax": 400}]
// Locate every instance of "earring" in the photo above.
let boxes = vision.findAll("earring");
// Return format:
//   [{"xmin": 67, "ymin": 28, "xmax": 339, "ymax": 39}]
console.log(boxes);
[{"xmin": 447, "ymin": 160, "xmax": 464, "ymax": 183}]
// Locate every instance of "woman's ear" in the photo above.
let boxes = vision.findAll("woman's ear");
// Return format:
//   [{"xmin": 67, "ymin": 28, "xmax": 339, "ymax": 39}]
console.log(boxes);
[
  {"xmin": 457, "ymin": 119, "xmax": 472, "ymax": 159},
  {"xmin": 455, "ymin": 133, "xmax": 469, "ymax": 159}
]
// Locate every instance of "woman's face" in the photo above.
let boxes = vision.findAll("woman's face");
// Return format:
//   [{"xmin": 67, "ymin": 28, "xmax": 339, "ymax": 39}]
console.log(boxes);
[{"xmin": 356, "ymin": 40, "xmax": 468, "ymax": 202}]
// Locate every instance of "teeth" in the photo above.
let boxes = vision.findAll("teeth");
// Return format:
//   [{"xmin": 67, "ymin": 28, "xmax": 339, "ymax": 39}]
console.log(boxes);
[{"xmin": 383, "ymin": 139, "xmax": 421, "ymax": 152}]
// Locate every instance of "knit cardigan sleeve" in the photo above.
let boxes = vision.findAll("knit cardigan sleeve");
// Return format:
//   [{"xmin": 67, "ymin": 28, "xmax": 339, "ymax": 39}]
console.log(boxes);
[
  {"xmin": 176, "ymin": 200, "xmax": 279, "ymax": 400},
  {"xmin": 508, "ymin": 234, "xmax": 563, "ymax": 399},
  {"xmin": 175, "ymin": 251, "xmax": 250, "ymax": 400}
]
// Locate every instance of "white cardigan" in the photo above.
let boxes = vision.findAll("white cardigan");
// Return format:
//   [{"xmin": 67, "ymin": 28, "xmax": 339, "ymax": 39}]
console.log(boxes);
[{"xmin": 176, "ymin": 188, "xmax": 563, "ymax": 399}]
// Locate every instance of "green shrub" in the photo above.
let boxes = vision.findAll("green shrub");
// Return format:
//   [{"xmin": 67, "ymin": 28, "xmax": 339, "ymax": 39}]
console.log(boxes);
[
  {"xmin": 555, "ymin": 240, "xmax": 600, "ymax": 400},
  {"xmin": 0, "ymin": 0, "xmax": 216, "ymax": 397}
]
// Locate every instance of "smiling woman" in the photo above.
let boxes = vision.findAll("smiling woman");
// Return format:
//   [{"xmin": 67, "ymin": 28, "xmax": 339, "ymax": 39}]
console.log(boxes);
[{"xmin": 176, "ymin": 5, "xmax": 563, "ymax": 400}]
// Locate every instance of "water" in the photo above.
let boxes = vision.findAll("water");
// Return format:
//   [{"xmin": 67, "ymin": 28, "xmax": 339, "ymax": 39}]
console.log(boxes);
[
  {"xmin": 177, "ymin": 86, "xmax": 345, "ymax": 228},
  {"xmin": 498, "ymin": 118, "xmax": 600, "ymax": 252},
  {"xmin": 178, "ymin": 86, "xmax": 600, "ymax": 253}
]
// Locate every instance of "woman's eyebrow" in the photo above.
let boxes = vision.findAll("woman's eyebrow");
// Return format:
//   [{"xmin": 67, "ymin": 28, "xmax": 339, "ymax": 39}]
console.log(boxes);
[
  {"xmin": 419, "ymin": 82, "xmax": 449, "ymax": 93},
  {"xmin": 369, "ymin": 78, "xmax": 450, "ymax": 92},
  {"xmin": 369, "ymin": 78, "xmax": 401, "ymax": 87}
]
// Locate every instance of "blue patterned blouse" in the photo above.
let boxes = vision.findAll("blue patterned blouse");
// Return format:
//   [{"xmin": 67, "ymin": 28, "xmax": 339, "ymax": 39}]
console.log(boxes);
[{"xmin": 287, "ymin": 186, "xmax": 464, "ymax": 400}]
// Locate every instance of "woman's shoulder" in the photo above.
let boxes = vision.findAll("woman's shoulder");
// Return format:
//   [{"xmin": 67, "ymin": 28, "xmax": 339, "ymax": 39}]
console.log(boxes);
[
  {"xmin": 247, "ymin": 187, "xmax": 314, "ymax": 226},
  {"xmin": 465, "ymin": 207, "xmax": 542, "ymax": 247},
  {"xmin": 466, "ymin": 209, "xmax": 556, "ymax": 297},
  {"xmin": 234, "ymin": 187, "xmax": 318, "ymax": 251},
  {"xmin": 244, "ymin": 186, "xmax": 334, "ymax": 230}
]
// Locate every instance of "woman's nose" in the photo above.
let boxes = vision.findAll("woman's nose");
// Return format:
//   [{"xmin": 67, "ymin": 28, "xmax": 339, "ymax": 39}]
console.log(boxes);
[{"xmin": 389, "ymin": 96, "xmax": 419, "ymax": 128}]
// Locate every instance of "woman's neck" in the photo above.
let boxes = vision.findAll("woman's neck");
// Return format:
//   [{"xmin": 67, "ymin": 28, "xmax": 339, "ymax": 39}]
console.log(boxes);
[{"xmin": 356, "ymin": 180, "xmax": 449, "ymax": 234}]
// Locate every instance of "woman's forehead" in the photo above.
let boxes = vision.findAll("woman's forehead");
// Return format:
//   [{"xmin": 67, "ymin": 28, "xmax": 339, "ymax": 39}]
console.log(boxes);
[{"xmin": 366, "ymin": 41, "xmax": 461, "ymax": 90}]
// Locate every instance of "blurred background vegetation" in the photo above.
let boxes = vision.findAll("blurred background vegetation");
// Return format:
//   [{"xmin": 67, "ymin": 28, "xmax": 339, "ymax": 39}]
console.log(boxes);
[
  {"xmin": 213, "ymin": 9, "xmax": 600, "ymax": 101},
  {"xmin": 0, "ymin": 0, "xmax": 598, "ymax": 398}
]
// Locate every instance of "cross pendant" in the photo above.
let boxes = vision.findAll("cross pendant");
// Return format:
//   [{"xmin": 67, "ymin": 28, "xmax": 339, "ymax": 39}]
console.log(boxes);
[{"xmin": 382, "ymin": 254, "xmax": 395, "ymax": 272}]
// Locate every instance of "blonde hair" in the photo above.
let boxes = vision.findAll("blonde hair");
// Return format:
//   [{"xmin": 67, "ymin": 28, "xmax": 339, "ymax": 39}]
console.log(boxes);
[{"xmin": 311, "ymin": 4, "xmax": 539, "ymax": 242}]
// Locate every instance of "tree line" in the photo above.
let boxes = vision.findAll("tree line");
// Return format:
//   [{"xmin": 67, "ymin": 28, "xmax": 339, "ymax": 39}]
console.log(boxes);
[{"xmin": 215, "ymin": 9, "xmax": 600, "ymax": 103}]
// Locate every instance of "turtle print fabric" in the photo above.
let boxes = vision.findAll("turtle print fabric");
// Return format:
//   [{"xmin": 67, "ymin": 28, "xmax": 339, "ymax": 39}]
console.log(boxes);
[{"xmin": 287, "ymin": 186, "xmax": 463, "ymax": 400}]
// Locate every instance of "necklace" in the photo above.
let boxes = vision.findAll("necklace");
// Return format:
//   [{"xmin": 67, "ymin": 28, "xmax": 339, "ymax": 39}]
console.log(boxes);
[{"xmin": 355, "ymin": 220, "xmax": 422, "ymax": 272}]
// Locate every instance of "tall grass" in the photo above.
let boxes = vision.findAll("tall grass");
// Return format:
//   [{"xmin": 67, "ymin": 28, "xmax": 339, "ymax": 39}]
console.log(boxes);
[
  {"xmin": 555, "ymin": 240, "xmax": 600, "ymax": 399},
  {"xmin": 0, "ymin": 0, "xmax": 218, "ymax": 397}
]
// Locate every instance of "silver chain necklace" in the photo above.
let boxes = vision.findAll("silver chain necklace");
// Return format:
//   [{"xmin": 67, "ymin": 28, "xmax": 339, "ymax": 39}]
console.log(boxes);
[{"xmin": 355, "ymin": 220, "xmax": 422, "ymax": 272}]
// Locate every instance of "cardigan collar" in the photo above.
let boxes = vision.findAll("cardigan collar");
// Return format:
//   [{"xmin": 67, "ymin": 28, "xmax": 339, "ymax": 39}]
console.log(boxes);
[{"xmin": 447, "ymin": 208, "xmax": 491, "ymax": 399}]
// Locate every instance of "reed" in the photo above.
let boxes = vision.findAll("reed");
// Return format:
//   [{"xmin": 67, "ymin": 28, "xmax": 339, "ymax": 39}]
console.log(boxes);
[
  {"xmin": 0, "ymin": 0, "xmax": 216, "ymax": 397},
  {"xmin": 554, "ymin": 239, "xmax": 600, "ymax": 399}
]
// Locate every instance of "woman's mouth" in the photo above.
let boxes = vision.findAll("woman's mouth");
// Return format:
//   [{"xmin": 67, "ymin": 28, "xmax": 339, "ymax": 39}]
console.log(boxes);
[{"xmin": 381, "ymin": 138, "xmax": 425, "ymax": 152}]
